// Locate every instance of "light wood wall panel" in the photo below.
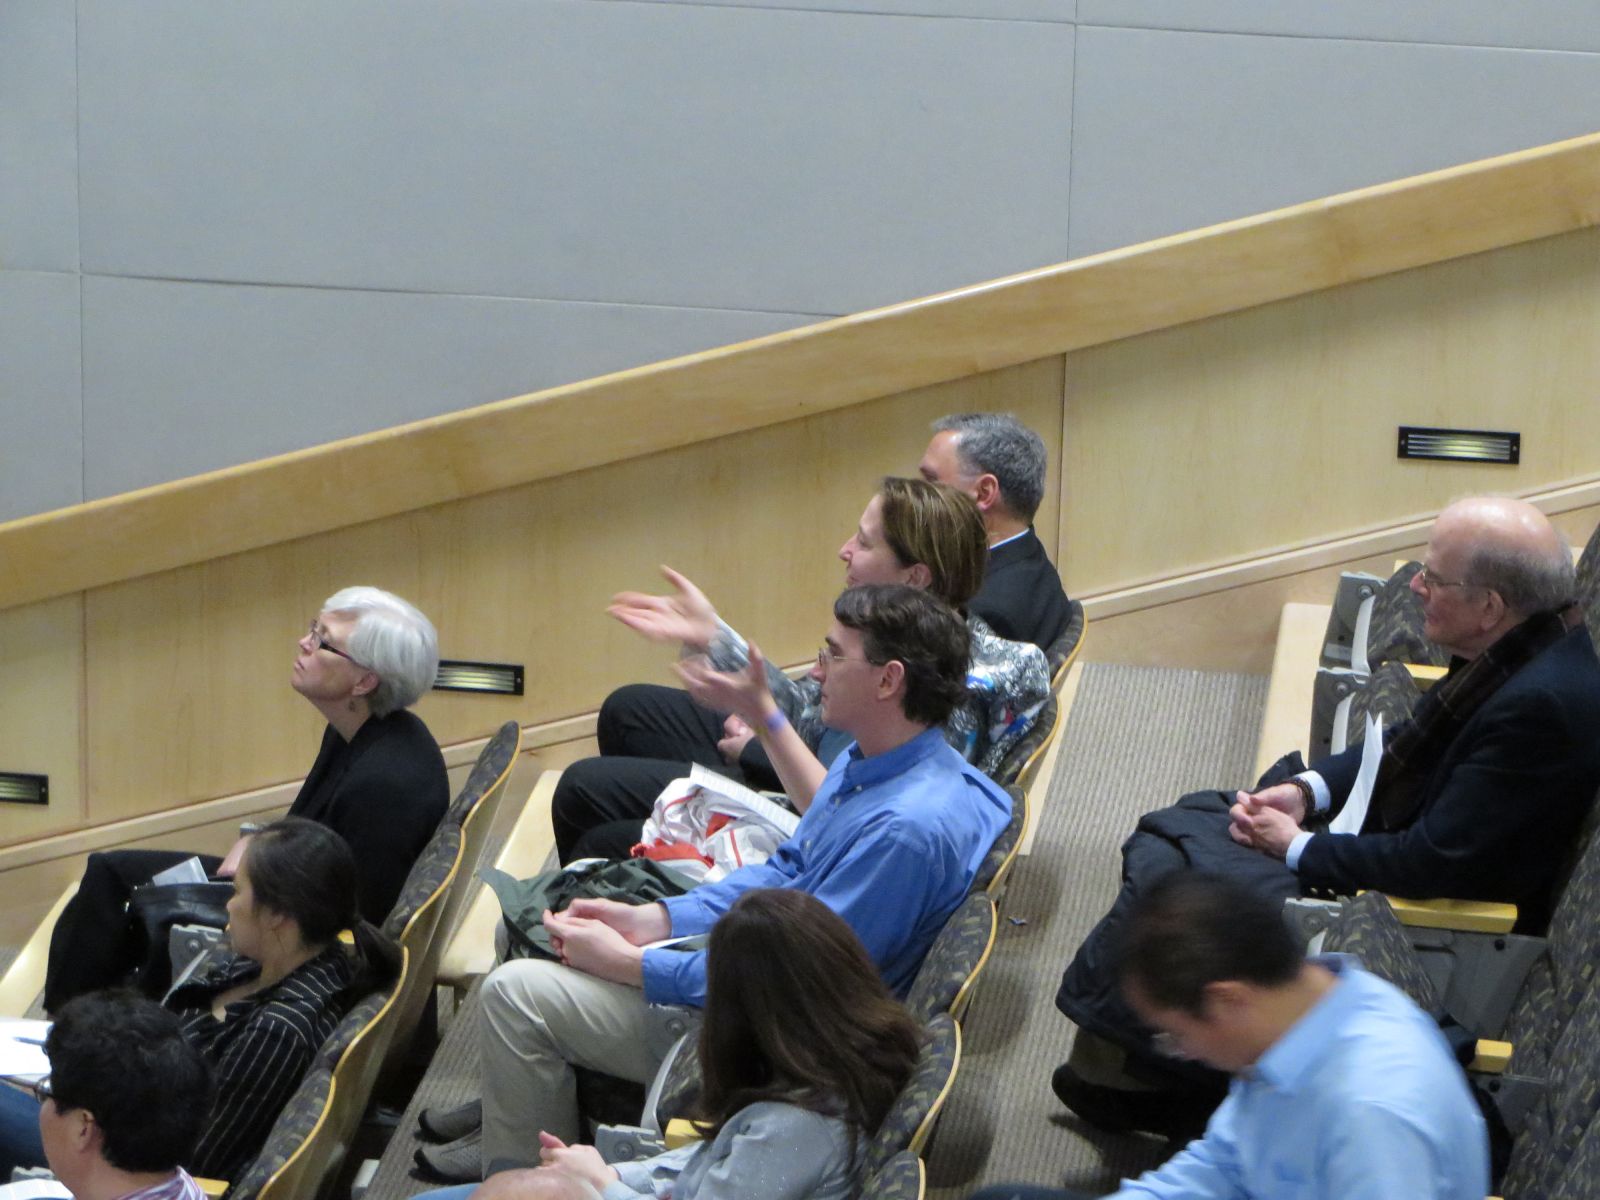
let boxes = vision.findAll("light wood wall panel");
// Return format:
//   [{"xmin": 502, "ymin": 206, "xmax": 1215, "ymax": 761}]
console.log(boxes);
[
  {"xmin": 78, "ymin": 360, "xmax": 1062, "ymax": 824},
  {"xmin": 0, "ymin": 596, "xmax": 84, "ymax": 841},
  {"xmin": 1060, "ymin": 224, "xmax": 1600, "ymax": 594}
]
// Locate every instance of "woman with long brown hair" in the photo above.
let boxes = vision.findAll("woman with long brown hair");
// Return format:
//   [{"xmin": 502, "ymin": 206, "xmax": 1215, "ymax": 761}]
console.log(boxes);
[{"xmin": 416, "ymin": 887, "xmax": 921, "ymax": 1200}]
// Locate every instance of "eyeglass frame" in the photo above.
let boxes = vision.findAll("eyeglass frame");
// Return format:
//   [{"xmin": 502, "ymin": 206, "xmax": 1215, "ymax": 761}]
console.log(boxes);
[
  {"xmin": 815, "ymin": 644, "xmax": 884, "ymax": 671},
  {"xmin": 305, "ymin": 620, "xmax": 372, "ymax": 671},
  {"xmin": 1415, "ymin": 564, "xmax": 1487, "ymax": 593}
]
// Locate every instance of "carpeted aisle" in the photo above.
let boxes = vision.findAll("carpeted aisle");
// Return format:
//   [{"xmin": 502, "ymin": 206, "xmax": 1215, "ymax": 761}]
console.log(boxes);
[{"xmin": 927, "ymin": 662, "xmax": 1269, "ymax": 1199}]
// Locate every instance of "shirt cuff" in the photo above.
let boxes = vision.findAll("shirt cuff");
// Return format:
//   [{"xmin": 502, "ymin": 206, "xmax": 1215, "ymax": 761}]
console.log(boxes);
[
  {"xmin": 1285, "ymin": 831, "xmax": 1314, "ymax": 872},
  {"xmin": 1297, "ymin": 770, "xmax": 1331, "ymax": 814}
]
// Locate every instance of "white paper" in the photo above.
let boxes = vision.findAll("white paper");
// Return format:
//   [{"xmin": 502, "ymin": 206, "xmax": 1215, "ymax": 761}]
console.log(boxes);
[
  {"xmin": 0, "ymin": 1181, "xmax": 72, "ymax": 1198},
  {"xmin": 150, "ymin": 856, "xmax": 209, "ymax": 886},
  {"xmin": 0, "ymin": 1017, "xmax": 52, "ymax": 1080},
  {"xmin": 1329, "ymin": 713, "xmax": 1385, "ymax": 836}
]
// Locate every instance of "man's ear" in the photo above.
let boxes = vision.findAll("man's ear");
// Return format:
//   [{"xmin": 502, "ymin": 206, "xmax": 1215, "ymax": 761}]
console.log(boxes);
[
  {"xmin": 1201, "ymin": 979, "xmax": 1251, "ymax": 1020},
  {"xmin": 971, "ymin": 473, "xmax": 1003, "ymax": 514},
  {"xmin": 1478, "ymin": 588, "xmax": 1509, "ymax": 632},
  {"xmin": 72, "ymin": 1107, "xmax": 102, "ymax": 1156},
  {"xmin": 877, "ymin": 659, "xmax": 907, "ymax": 702}
]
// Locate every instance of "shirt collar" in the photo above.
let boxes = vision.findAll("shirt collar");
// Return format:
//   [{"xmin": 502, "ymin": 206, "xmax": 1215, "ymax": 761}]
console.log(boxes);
[
  {"xmin": 989, "ymin": 528, "xmax": 1030, "ymax": 551},
  {"xmin": 1249, "ymin": 954, "xmax": 1360, "ymax": 1093},
  {"xmin": 837, "ymin": 726, "xmax": 947, "ymax": 793}
]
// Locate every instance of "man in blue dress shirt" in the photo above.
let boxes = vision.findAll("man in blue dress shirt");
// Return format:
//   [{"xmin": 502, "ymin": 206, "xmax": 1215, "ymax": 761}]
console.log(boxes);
[
  {"xmin": 977, "ymin": 872, "xmax": 1488, "ymax": 1200},
  {"xmin": 471, "ymin": 584, "xmax": 1012, "ymax": 1174}
]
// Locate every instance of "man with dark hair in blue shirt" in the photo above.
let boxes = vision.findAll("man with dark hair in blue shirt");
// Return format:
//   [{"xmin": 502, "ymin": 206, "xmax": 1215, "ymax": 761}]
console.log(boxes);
[
  {"xmin": 977, "ymin": 873, "xmax": 1488, "ymax": 1200},
  {"xmin": 454, "ymin": 584, "xmax": 1011, "ymax": 1180}
]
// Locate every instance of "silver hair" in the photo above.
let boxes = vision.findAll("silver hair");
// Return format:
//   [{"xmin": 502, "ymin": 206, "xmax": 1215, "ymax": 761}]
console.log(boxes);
[
  {"xmin": 1467, "ymin": 536, "xmax": 1575, "ymax": 618},
  {"xmin": 931, "ymin": 412, "xmax": 1048, "ymax": 521},
  {"xmin": 321, "ymin": 586, "xmax": 439, "ymax": 716}
]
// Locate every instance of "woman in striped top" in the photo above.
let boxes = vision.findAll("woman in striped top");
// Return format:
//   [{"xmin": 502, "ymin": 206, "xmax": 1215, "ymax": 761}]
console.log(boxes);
[{"xmin": 163, "ymin": 817, "xmax": 400, "ymax": 1180}]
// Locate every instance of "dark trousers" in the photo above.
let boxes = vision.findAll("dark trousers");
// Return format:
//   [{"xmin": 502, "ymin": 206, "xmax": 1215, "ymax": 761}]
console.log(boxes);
[
  {"xmin": 552, "ymin": 683, "xmax": 775, "ymax": 863},
  {"xmin": 969, "ymin": 1187, "xmax": 1101, "ymax": 1200},
  {"xmin": 44, "ymin": 847, "xmax": 222, "ymax": 1014}
]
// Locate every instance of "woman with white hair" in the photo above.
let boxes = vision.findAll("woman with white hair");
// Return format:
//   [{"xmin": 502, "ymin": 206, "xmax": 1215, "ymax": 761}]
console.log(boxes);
[{"xmin": 43, "ymin": 586, "xmax": 450, "ymax": 1013}]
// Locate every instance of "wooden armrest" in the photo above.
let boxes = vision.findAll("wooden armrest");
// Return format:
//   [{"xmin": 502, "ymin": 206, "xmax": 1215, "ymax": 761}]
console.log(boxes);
[
  {"xmin": 1380, "ymin": 895, "xmax": 1518, "ymax": 933},
  {"xmin": 663, "ymin": 1118, "xmax": 703, "ymax": 1150},
  {"xmin": 1470, "ymin": 1040, "xmax": 1513, "ymax": 1074},
  {"xmin": 1404, "ymin": 662, "xmax": 1448, "ymax": 688},
  {"xmin": 194, "ymin": 1177, "xmax": 229, "ymax": 1198}
]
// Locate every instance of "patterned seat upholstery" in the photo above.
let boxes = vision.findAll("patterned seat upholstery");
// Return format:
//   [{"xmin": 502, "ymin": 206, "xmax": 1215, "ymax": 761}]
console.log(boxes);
[
  {"xmin": 1342, "ymin": 660, "xmax": 1423, "ymax": 746},
  {"xmin": 1364, "ymin": 562, "xmax": 1449, "ymax": 670},
  {"xmin": 860, "ymin": 1150, "xmax": 925, "ymax": 1200},
  {"xmin": 862, "ymin": 1014, "xmax": 960, "ymax": 1180},
  {"xmin": 1503, "ymin": 791, "xmax": 1600, "ymax": 1080},
  {"xmin": 222, "ymin": 1065, "xmax": 334, "ymax": 1200},
  {"xmin": 904, "ymin": 892, "xmax": 997, "ymax": 1025},
  {"xmin": 1501, "ymin": 978, "xmax": 1600, "ymax": 1199},
  {"xmin": 380, "ymin": 823, "xmax": 462, "ymax": 942},
  {"xmin": 1540, "ymin": 1088, "xmax": 1600, "ymax": 1200},
  {"xmin": 1045, "ymin": 600, "xmax": 1086, "ymax": 683},
  {"xmin": 315, "ymin": 983, "xmax": 393, "ymax": 1073},
  {"xmin": 971, "ymin": 786, "xmax": 1025, "ymax": 895},
  {"xmin": 445, "ymin": 720, "xmax": 521, "ymax": 828},
  {"xmin": 1575, "ymin": 518, "xmax": 1600, "ymax": 648},
  {"xmin": 990, "ymin": 695, "xmax": 1057, "ymax": 788},
  {"xmin": 1319, "ymin": 892, "xmax": 1443, "ymax": 1013}
]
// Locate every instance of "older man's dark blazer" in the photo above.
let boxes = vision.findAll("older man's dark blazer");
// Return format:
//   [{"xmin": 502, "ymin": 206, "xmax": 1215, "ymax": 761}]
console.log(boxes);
[
  {"xmin": 1297, "ymin": 623, "xmax": 1600, "ymax": 929},
  {"xmin": 970, "ymin": 527, "xmax": 1071, "ymax": 652}
]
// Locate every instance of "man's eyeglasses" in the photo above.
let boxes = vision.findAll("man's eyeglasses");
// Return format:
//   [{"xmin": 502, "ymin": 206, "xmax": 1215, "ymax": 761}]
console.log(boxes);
[
  {"xmin": 29, "ymin": 1075, "xmax": 52, "ymax": 1104},
  {"xmin": 306, "ymin": 621, "xmax": 370, "ymax": 669},
  {"xmin": 1415, "ymin": 565, "xmax": 1483, "ymax": 592},
  {"xmin": 816, "ymin": 645, "xmax": 879, "ymax": 671}
]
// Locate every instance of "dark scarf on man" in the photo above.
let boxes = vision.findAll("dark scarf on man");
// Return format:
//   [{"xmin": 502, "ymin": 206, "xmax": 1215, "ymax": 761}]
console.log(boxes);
[{"xmin": 1368, "ymin": 607, "xmax": 1578, "ymax": 831}]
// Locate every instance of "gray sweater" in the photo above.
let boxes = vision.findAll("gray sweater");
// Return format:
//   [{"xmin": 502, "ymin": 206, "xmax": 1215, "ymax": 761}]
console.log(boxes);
[{"xmin": 603, "ymin": 1101, "xmax": 857, "ymax": 1200}]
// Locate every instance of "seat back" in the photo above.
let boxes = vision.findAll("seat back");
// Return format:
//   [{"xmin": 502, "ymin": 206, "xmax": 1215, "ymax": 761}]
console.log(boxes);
[
  {"xmin": 1045, "ymin": 600, "xmax": 1086, "ymax": 688},
  {"xmin": 435, "ymin": 721, "xmax": 522, "ymax": 944},
  {"xmin": 972, "ymin": 785, "xmax": 1026, "ymax": 897},
  {"xmin": 380, "ymin": 823, "xmax": 463, "ymax": 1069},
  {"xmin": 280, "ymin": 947, "xmax": 408, "ymax": 1199},
  {"xmin": 1365, "ymin": 561, "xmax": 1448, "ymax": 670},
  {"xmin": 1502, "ymin": 975, "xmax": 1600, "ymax": 1199},
  {"xmin": 989, "ymin": 695, "xmax": 1057, "ymax": 789},
  {"xmin": 223, "ymin": 1067, "xmax": 336, "ymax": 1200},
  {"xmin": 860, "ymin": 1150, "xmax": 925, "ymax": 1200},
  {"xmin": 1574, "ymin": 517, "xmax": 1600, "ymax": 647},
  {"xmin": 1318, "ymin": 892, "xmax": 1443, "ymax": 1014},
  {"xmin": 863, "ymin": 1013, "xmax": 961, "ymax": 1179},
  {"xmin": 904, "ymin": 892, "xmax": 997, "ymax": 1025}
]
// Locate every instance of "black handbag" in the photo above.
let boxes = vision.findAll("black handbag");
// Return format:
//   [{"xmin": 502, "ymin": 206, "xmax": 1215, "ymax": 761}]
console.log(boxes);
[{"xmin": 127, "ymin": 880, "xmax": 234, "ymax": 997}]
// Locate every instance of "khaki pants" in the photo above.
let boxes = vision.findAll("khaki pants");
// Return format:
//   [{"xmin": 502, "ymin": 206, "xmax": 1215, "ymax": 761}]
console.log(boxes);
[{"xmin": 479, "ymin": 958, "xmax": 667, "ymax": 1167}]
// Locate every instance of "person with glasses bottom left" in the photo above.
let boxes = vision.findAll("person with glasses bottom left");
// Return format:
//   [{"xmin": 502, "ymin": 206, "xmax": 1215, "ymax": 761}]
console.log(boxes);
[{"xmin": 0, "ymin": 989, "xmax": 212, "ymax": 1198}]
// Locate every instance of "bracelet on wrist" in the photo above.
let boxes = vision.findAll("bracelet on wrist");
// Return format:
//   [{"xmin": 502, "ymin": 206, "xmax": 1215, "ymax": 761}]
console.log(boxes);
[{"xmin": 761, "ymin": 709, "xmax": 787, "ymax": 735}]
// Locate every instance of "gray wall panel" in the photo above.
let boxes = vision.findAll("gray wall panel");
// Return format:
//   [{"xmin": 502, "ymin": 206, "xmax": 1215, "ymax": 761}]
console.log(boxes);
[
  {"xmin": 79, "ymin": 276, "xmax": 812, "ymax": 499},
  {"xmin": 1069, "ymin": 27, "xmax": 1600, "ymax": 257},
  {"xmin": 0, "ymin": 0, "xmax": 78, "ymax": 272},
  {"xmin": 78, "ymin": 1, "xmax": 1075, "ymax": 315},
  {"xmin": 1079, "ymin": 1, "xmax": 1600, "ymax": 53},
  {"xmin": 0, "ymin": 272, "xmax": 83, "ymax": 521},
  {"xmin": 629, "ymin": 0, "xmax": 1073, "ymax": 20}
]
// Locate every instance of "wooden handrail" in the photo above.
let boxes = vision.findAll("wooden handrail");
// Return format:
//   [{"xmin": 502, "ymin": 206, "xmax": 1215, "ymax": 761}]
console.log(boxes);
[{"xmin": 4, "ymin": 130, "xmax": 1599, "ymax": 611}]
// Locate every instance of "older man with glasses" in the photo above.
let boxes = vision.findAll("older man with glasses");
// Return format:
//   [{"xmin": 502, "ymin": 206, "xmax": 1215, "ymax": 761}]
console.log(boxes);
[{"xmin": 1052, "ymin": 496, "xmax": 1600, "ymax": 1137}]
